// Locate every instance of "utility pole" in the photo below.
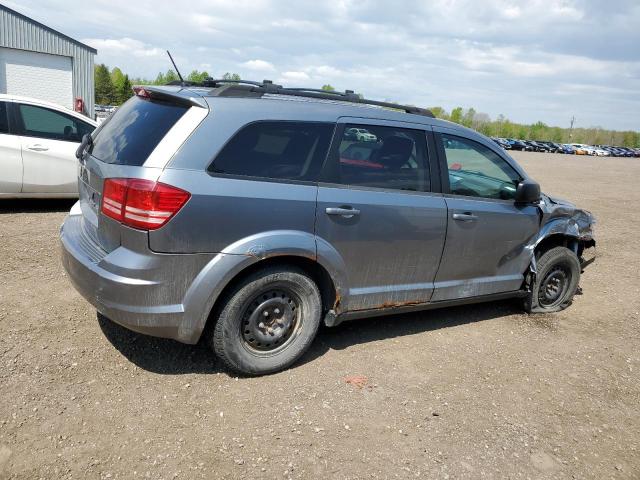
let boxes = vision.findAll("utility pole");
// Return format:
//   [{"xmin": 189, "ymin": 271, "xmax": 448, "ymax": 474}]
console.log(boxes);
[{"xmin": 569, "ymin": 116, "xmax": 575, "ymax": 140}]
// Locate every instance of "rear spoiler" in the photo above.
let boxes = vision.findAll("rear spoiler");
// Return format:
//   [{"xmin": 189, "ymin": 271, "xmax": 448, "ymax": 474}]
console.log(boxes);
[{"xmin": 132, "ymin": 86, "xmax": 208, "ymax": 109}]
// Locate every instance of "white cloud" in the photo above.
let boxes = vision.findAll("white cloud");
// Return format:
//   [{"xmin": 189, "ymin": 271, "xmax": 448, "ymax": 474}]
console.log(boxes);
[
  {"xmin": 311, "ymin": 65, "xmax": 343, "ymax": 77},
  {"xmin": 189, "ymin": 14, "xmax": 220, "ymax": 34},
  {"xmin": 455, "ymin": 43, "xmax": 632, "ymax": 79},
  {"xmin": 82, "ymin": 38, "xmax": 164, "ymax": 58},
  {"xmin": 503, "ymin": 6, "xmax": 521, "ymax": 19},
  {"xmin": 242, "ymin": 60, "xmax": 276, "ymax": 72},
  {"xmin": 280, "ymin": 71, "xmax": 311, "ymax": 82}
]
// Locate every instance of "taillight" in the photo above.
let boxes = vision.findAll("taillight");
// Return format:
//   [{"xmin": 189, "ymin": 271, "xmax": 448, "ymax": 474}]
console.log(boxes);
[{"xmin": 101, "ymin": 178, "xmax": 190, "ymax": 230}]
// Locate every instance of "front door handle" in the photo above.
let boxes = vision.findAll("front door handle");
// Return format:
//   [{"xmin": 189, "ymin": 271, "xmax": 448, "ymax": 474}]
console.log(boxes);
[
  {"xmin": 27, "ymin": 144, "xmax": 49, "ymax": 152},
  {"xmin": 326, "ymin": 207, "xmax": 360, "ymax": 217},
  {"xmin": 452, "ymin": 212, "xmax": 478, "ymax": 222}
]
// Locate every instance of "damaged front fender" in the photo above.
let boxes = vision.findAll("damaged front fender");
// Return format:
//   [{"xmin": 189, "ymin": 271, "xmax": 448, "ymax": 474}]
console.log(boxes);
[
  {"xmin": 517, "ymin": 194, "xmax": 596, "ymax": 297},
  {"xmin": 535, "ymin": 194, "xmax": 596, "ymax": 249}
]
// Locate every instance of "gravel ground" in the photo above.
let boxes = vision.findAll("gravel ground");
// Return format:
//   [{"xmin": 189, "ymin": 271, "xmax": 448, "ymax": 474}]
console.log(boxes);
[{"xmin": 0, "ymin": 152, "xmax": 638, "ymax": 479}]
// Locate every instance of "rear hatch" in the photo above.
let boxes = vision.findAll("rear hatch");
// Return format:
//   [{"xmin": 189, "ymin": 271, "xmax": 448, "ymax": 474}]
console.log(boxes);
[{"xmin": 78, "ymin": 88, "xmax": 205, "ymax": 252}]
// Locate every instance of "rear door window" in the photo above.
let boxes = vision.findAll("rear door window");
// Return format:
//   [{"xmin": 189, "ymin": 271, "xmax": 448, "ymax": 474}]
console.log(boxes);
[
  {"xmin": 0, "ymin": 102, "xmax": 8, "ymax": 134},
  {"xmin": 209, "ymin": 121, "xmax": 334, "ymax": 181},
  {"xmin": 333, "ymin": 124, "xmax": 430, "ymax": 192},
  {"xmin": 90, "ymin": 96, "xmax": 187, "ymax": 166},
  {"xmin": 16, "ymin": 104, "xmax": 93, "ymax": 142}
]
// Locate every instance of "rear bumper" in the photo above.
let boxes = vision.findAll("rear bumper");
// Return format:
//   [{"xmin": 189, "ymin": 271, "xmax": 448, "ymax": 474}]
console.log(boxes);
[{"xmin": 60, "ymin": 213, "xmax": 214, "ymax": 344}]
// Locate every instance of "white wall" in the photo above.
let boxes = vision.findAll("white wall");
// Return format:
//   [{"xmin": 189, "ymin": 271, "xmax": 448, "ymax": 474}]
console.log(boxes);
[{"xmin": 0, "ymin": 47, "xmax": 73, "ymax": 109}]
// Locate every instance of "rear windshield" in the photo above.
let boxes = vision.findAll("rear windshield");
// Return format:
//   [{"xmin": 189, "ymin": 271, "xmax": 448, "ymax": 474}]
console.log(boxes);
[{"xmin": 90, "ymin": 96, "xmax": 187, "ymax": 166}]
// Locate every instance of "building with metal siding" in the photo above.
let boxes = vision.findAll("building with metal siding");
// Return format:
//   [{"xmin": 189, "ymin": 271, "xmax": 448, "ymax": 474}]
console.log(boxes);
[{"xmin": 0, "ymin": 4, "xmax": 96, "ymax": 117}]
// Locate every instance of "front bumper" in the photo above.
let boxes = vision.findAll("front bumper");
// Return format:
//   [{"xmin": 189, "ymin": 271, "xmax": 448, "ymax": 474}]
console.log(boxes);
[
  {"xmin": 580, "ymin": 244, "xmax": 596, "ymax": 270},
  {"xmin": 60, "ymin": 213, "xmax": 213, "ymax": 343}
]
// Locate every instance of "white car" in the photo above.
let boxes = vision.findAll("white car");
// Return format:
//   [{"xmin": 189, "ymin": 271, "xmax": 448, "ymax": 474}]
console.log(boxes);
[
  {"xmin": 346, "ymin": 127, "xmax": 377, "ymax": 142},
  {"xmin": 0, "ymin": 94, "xmax": 97, "ymax": 198},
  {"xmin": 571, "ymin": 144, "xmax": 609, "ymax": 156},
  {"xmin": 593, "ymin": 147, "xmax": 611, "ymax": 157}
]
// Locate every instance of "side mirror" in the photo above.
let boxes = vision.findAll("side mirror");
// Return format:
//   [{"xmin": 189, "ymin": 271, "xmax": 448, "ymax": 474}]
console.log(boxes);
[
  {"xmin": 75, "ymin": 133, "xmax": 92, "ymax": 160},
  {"xmin": 514, "ymin": 178, "xmax": 541, "ymax": 204}
]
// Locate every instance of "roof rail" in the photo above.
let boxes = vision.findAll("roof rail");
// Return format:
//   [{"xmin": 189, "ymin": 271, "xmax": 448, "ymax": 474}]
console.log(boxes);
[{"xmin": 167, "ymin": 78, "xmax": 434, "ymax": 118}]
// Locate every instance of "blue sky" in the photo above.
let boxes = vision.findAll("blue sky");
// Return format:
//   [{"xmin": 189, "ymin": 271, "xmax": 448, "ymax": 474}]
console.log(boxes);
[{"xmin": 6, "ymin": 0, "xmax": 639, "ymax": 130}]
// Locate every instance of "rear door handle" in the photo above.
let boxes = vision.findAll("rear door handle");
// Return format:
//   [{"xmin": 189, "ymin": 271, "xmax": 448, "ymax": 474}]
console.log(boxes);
[
  {"xmin": 27, "ymin": 144, "xmax": 49, "ymax": 152},
  {"xmin": 325, "ymin": 207, "xmax": 360, "ymax": 217},
  {"xmin": 452, "ymin": 212, "xmax": 478, "ymax": 222}
]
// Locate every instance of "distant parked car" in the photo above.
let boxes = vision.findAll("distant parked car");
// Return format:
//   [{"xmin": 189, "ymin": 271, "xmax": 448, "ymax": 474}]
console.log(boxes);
[
  {"xmin": 570, "ymin": 144, "xmax": 592, "ymax": 155},
  {"xmin": 526, "ymin": 141, "xmax": 551, "ymax": 152},
  {"xmin": 619, "ymin": 147, "xmax": 637, "ymax": 157},
  {"xmin": 507, "ymin": 139, "xmax": 533, "ymax": 151},
  {"xmin": 0, "ymin": 94, "xmax": 97, "ymax": 198},
  {"xmin": 552, "ymin": 142, "xmax": 571, "ymax": 153},
  {"xmin": 592, "ymin": 147, "xmax": 610, "ymax": 157},
  {"xmin": 608, "ymin": 147, "xmax": 627, "ymax": 157},
  {"xmin": 540, "ymin": 141, "xmax": 560, "ymax": 153},
  {"xmin": 559, "ymin": 144, "xmax": 576, "ymax": 154},
  {"xmin": 491, "ymin": 137, "xmax": 511, "ymax": 149}
]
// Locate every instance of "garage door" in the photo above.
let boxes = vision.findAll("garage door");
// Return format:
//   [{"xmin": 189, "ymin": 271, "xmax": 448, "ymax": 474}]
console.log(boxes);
[{"xmin": 0, "ymin": 47, "xmax": 73, "ymax": 109}]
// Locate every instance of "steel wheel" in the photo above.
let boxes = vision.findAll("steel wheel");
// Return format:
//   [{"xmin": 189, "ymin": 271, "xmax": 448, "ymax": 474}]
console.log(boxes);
[
  {"xmin": 537, "ymin": 265, "xmax": 571, "ymax": 308},
  {"xmin": 211, "ymin": 266, "xmax": 322, "ymax": 375},
  {"xmin": 240, "ymin": 288, "xmax": 302, "ymax": 355},
  {"xmin": 524, "ymin": 246, "xmax": 581, "ymax": 314}
]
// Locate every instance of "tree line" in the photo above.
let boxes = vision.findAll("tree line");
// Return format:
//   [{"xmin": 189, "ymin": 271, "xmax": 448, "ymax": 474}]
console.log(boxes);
[
  {"xmin": 94, "ymin": 64, "xmax": 241, "ymax": 106},
  {"xmin": 94, "ymin": 65, "xmax": 638, "ymax": 147},
  {"xmin": 427, "ymin": 106, "xmax": 639, "ymax": 147}
]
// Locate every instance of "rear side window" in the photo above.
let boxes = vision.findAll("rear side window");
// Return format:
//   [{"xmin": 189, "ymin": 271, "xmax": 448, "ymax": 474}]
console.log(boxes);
[
  {"xmin": 209, "ymin": 121, "xmax": 334, "ymax": 181},
  {"xmin": 90, "ymin": 96, "xmax": 187, "ymax": 166},
  {"xmin": 0, "ymin": 102, "xmax": 8, "ymax": 134},
  {"xmin": 334, "ymin": 124, "xmax": 430, "ymax": 192},
  {"xmin": 16, "ymin": 104, "xmax": 93, "ymax": 142}
]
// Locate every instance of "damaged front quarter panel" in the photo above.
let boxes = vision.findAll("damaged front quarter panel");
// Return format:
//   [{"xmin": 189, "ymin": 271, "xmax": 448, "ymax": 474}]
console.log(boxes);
[
  {"xmin": 517, "ymin": 193, "xmax": 596, "ymax": 297},
  {"xmin": 532, "ymin": 193, "xmax": 596, "ymax": 263}
]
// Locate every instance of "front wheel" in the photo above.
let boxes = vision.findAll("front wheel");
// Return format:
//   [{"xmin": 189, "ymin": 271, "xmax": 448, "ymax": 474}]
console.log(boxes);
[
  {"xmin": 210, "ymin": 266, "xmax": 322, "ymax": 376},
  {"xmin": 524, "ymin": 246, "xmax": 581, "ymax": 313}
]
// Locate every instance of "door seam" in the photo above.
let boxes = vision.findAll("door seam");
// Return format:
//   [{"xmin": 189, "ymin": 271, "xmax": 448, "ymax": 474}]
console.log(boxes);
[{"xmin": 430, "ymin": 196, "xmax": 450, "ymax": 301}]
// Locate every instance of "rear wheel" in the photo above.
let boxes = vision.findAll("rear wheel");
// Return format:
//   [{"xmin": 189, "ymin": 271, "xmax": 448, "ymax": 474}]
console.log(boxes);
[
  {"xmin": 525, "ymin": 246, "xmax": 581, "ymax": 313},
  {"xmin": 210, "ymin": 266, "xmax": 321, "ymax": 376}
]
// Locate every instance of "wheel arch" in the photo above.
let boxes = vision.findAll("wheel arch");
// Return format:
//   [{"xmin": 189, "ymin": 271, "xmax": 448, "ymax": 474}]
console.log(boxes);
[
  {"xmin": 533, "ymin": 216, "xmax": 594, "ymax": 259},
  {"xmin": 534, "ymin": 233, "xmax": 580, "ymax": 258},
  {"xmin": 200, "ymin": 255, "xmax": 339, "ymax": 341},
  {"xmin": 178, "ymin": 230, "xmax": 349, "ymax": 344},
  {"xmin": 522, "ymin": 219, "xmax": 592, "ymax": 293}
]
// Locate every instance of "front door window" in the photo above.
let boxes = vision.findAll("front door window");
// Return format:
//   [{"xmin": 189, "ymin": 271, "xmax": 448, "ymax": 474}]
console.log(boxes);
[{"xmin": 441, "ymin": 134, "xmax": 520, "ymax": 200}]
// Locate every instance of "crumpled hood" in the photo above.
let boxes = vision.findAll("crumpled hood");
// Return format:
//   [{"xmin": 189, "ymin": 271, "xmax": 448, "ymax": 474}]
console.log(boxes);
[{"xmin": 544, "ymin": 194, "xmax": 575, "ymax": 208}]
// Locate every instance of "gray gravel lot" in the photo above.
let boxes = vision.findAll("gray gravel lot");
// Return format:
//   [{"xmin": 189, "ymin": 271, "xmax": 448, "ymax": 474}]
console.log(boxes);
[{"xmin": 0, "ymin": 151, "xmax": 639, "ymax": 479}]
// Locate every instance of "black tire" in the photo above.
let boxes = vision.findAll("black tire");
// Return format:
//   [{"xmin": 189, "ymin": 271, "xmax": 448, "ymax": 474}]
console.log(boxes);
[
  {"xmin": 524, "ymin": 246, "xmax": 581, "ymax": 313},
  {"xmin": 210, "ymin": 266, "xmax": 321, "ymax": 376}
]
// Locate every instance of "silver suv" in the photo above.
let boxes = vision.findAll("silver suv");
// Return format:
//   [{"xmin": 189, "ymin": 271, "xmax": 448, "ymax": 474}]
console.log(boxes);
[{"xmin": 60, "ymin": 80, "xmax": 596, "ymax": 375}]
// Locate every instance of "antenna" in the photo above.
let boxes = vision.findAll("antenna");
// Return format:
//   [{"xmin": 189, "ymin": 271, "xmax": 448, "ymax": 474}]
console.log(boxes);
[
  {"xmin": 569, "ymin": 115, "xmax": 575, "ymax": 140},
  {"xmin": 166, "ymin": 50, "xmax": 185, "ymax": 86}
]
